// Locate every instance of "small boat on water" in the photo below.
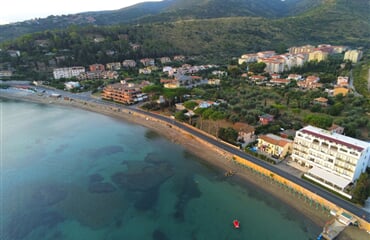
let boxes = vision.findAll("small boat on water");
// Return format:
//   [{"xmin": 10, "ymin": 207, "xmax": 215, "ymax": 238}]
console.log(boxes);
[{"xmin": 233, "ymin": 219, "xmax": 240, "ymax": 229}]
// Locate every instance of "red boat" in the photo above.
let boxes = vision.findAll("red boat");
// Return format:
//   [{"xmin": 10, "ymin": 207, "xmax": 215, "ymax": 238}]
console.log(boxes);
[{"xmin": 233, "ymin": 219, "xmax": 240, "ymax": 229}]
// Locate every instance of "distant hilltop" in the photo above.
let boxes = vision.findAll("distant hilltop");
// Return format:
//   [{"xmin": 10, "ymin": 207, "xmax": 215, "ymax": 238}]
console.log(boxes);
[{"xmin": 2, "ymin": 0, "xmax": 369, "ymax": 43}]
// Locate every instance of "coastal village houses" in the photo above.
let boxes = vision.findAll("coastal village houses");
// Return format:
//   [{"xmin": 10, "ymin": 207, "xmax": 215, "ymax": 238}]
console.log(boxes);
[
  {"xmin": 291, "ymin": 125, "xmax": 370, "ymax": 198},
  {"xmin": 239, "ymin": 44, "xmax": 346, "ymax": 74},
  {"xmin": 257, "ymin": 134, "xmax": 293, "ymax": 159},
  {"xmin": 259, "ymin": 114, "xmax": 274, "ymax": 125},
  {"xmin": 233, "ymin": 122, "xmax": 255, "ymax": 145}
]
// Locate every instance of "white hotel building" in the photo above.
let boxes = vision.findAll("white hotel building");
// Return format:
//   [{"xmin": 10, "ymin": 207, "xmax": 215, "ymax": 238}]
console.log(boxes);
[
  {"xmin": 53, "ymin": 67, "xmax": 85, "ymax": 80},
  {"xmin": 291, "ymin": 125, "xmax": 370, "ymax": 198}
]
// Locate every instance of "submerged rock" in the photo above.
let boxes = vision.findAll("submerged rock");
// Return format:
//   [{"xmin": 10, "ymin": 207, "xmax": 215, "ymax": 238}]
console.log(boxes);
[
  {"xmin": 88, "ymin": 182, "xmax": 116, "ymax": 193},
  {"xmin": 5, "ymin": 210, "xmax": 65, "ymax": 240},
  {"xmin": 89, "ymin": 173, "xmax": 104, "ymax": 183},
  {"xmin": 112, "ymin": 161, "xmax": 174, "ymax": 192},
  {"xmin": 145, "ymin": 152, "xmax": 165, "ymax": 164},
  {"xmin": 134, "ymin": 186, "xmax": 159, "ymax": 211},
  {"xmin": 30, "ymin": 184, "xmax": 67, "ymax": 208},
  {"xmin": 87, "ymin": 145, "xmax": 124, "ymax": 158},
  {"xmin": 174, "ymin": 175, "xmax": 201, "ymax": 221},
  {"xmin": 152, "ymin": 229, "xmax": 169, "ymax": 240}
]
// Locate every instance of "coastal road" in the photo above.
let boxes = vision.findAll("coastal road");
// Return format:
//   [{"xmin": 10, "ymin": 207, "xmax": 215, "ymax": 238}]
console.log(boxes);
[
  {"xmin": 11, "ymin": 84, "xmax": 370, "ymax": 223},
  {"xmin": 132, "ymin": 108, "xmax": 370, "ymax": 222}
]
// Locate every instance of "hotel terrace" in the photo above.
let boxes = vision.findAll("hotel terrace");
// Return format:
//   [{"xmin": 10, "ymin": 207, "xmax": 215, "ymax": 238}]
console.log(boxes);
[{"xmin": 291, "ymin": 125, "xmax": 370, "ymax": 198}]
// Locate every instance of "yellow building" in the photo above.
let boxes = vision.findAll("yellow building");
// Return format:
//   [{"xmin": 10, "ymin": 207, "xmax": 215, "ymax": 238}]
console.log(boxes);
[
  {"xmin": 308, "ymin": 50, "xmax": 328, "ymax": 62},
  {"xmin": 344, "ymin": 50, "xmax": 363, "ymax": 63},
  {"xmin": 257, "ymin": 134, "xmax": 293, "ymax": 159},
  {"xmin": 333, "ymin": 87, "xmax": 349, "ymax": 96}
]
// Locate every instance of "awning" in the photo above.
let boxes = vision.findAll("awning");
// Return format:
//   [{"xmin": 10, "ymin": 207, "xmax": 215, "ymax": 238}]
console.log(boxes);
[{"xmin": 306, "ymin": 166, "xmax": 351, "ymax": 189}]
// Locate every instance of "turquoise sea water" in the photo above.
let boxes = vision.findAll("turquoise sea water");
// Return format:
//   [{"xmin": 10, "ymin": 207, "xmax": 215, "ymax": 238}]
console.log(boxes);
[{"xmin": 0, "ymin": 99, "xmax": 321, "ymax": 240}]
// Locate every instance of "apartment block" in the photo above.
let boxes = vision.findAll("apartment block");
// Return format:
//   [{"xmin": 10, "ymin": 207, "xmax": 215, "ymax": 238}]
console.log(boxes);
[
  {"xmin": 53, "ymin": 67, "xmax": 85, "ymax": 80},
  {"xmin": 101, "ymin": 82, "xmax": 148, "ymax": 104},
  {"xmin": 344, "ymin": 50, "xmax": 363, "ymax": 63},
  {"xmin": 308, "ymin": 50, "xmax": 328, "ymax": 62},
  {"xmin": 291, "ymin": 125, "xmax": 370, "ymax": 198}
]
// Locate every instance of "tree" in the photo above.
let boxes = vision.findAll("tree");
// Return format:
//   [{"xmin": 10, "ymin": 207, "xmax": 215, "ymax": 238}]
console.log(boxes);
[
  {"xmin": 218, "ymin": 127, "xmax": 238, "ymax": 144},
  {"xmin": 352, "ymin": 172, "xmax": 370, "ymax": 205},
  {"xmin": 248, "ymin": 62, "xmax": 266, "ymax": 73},
  {"xmin": 183, "ymin": 100, "xmax": 198, "ymax": 110},
  {"xmin": 174, "ymin": 110, "xmax": 187, "ymax": 122},
  {"xmin": 303, "ymin": 114, "xmax": 333, "ymax": 129}
]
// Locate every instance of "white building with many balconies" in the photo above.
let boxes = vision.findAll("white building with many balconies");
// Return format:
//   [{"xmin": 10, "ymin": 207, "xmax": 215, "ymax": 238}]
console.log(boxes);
[
  {"xmin": 291, "ymin": 125, "xmax": 370, "ymax": 198},
  {"xmin": 53, "ymin": 66, "xmax": 85, "ymax": 80}
]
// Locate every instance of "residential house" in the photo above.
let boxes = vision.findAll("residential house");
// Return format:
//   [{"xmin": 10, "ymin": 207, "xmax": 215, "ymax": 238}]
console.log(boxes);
[
  {"xmin": 259, "ymin": 114, "xmax": 274, "ymax": 125},
  {"xmin": 64, "ymin": 81, "xmax": 80, "ymax": 90},
  {"xmin": 140, "ymin": 58, "xmax": 155, "ymax": 67},
  {"xmin": 328, "ymin": 124, "xmax": 344, "ymax": 135},
  {"xmin": 297, "ymin": 76, "xmax": 322, "ymax": 89},
  {"xmin": 122, "ymin": 60, "xmax": 137, "ymax": 68},
  {"xmin": 313, "ymin": 97, "xmax": 328, "ymax": 106},
  {"xmin": 0, "ymin": 70, "xmax": 12, "ymax": 78},
  {"xmin": 173, "ymin": 55, "xmax": 186, "ymax": 61},
  {"xmin": 7, "ymin": 50, "xmax": 20, "ymax": 57},
  {"xmin": 238, "ymin": 53, "xmax": 258, "ymax": 64},
  {"xmin": 163, "ymin": 66, "xmax": 177, "ymax": 76},
  {"xmin": 160, "ymin": 57, "xmax": 171, "ymax": 64},
  {"xmin": 344, "ymin": 50, "xmax": 363, "ymax": 63},
  {"xmin": 90, "ymin": 64, "xmax": 105, "ymax": 72},
  {"xmin": 270, "ymin": 78, "xmax": 291, "ymax": 85},
  {"xmin": 333, "ymin": 87, "xmax": 349, "ymax": 96},
  {"xmin": 212, "ymin": 70, "xmax": 227, "ymax": 77},
  {"xmin": 250, "ymin": 75, "xmax": 267, "ymax": 82},
  {"xmin": 93, "ymin": 36, "xmax": 105, "ymax": 43},
  {"xmin": 35, "ymin": 39, "xmax": 49, "ymax": 47},
  {"xmin": 139, "ymin": 68, "xmax": 152, "ymax": 75},
  {"xmin": 198, "ymin": 101, "xmax": 216, "ymax": 109},
  {"xmin": 291, "ymin": 125, "xmax": 370, "ymax": 198},
  {"xmin": 130, "ymin": 43, "xmax": 141, "ymax": 51},
  {"xmin": 233, "ymin": 122, "xmax": 255, "ymax": 144},
  {"xmin": 287, "ymin": 74, "xmax": 303, "ymax": 81},
  {"xmin": 270, "ymin": 73, "xmax": 280, "ymax": 79},
  {"xmin": 257, "ymin": 134, "xmax": 293, "ymax": 159},
  {"xmin": 337, "ymin": 76, "xmax": 349, "ymax": 87},
  {"xmin": 164, "ymin": 80, "xmax": 180, "ymax": 89},
  {"xmin": 208, "ymin": 79, "xmax": 221, "ymax": 85},
  {"xmin": 175, "ymin": 103, "xmax": 186, "ymax": 111},
  {"xmin": 106, "ymin": 62, "xmax": 121, "ymax": 70}
]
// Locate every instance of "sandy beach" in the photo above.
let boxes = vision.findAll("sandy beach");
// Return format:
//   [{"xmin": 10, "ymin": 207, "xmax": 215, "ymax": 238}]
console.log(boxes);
[{"xmin": 1, "ymin": 89, "xmax": 369, "ymax": 239}]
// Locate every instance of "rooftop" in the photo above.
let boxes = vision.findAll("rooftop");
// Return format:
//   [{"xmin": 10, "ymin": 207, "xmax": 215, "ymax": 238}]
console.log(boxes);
[
  {"xmin": 300, "ymin": 125, "xmax": 370, "ymax": 152},
  {"xmin": 260, "ymin": 134, "xmax": 293, "ymax": 147}
]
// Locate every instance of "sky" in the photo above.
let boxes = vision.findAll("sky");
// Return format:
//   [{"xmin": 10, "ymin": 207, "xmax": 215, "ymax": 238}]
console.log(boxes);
[{"xmin": 0, "ymin": 0, "xmax": 163, "ymax": 25}]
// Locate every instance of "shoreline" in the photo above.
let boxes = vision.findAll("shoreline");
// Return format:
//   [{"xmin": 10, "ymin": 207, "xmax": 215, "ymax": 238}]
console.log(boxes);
[{"xmin": 1, "ymin": 90, "xmax": 368, "ymax": 239}]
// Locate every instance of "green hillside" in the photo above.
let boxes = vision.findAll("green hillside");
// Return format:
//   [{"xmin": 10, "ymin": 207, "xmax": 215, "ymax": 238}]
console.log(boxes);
[
  {"xmin": 0, "ymin": 0, "xmax": 324, "ymax": 43},
  {"xmin": 0, "ymin": 0, "xmax": 368, "ymax": 67}
]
